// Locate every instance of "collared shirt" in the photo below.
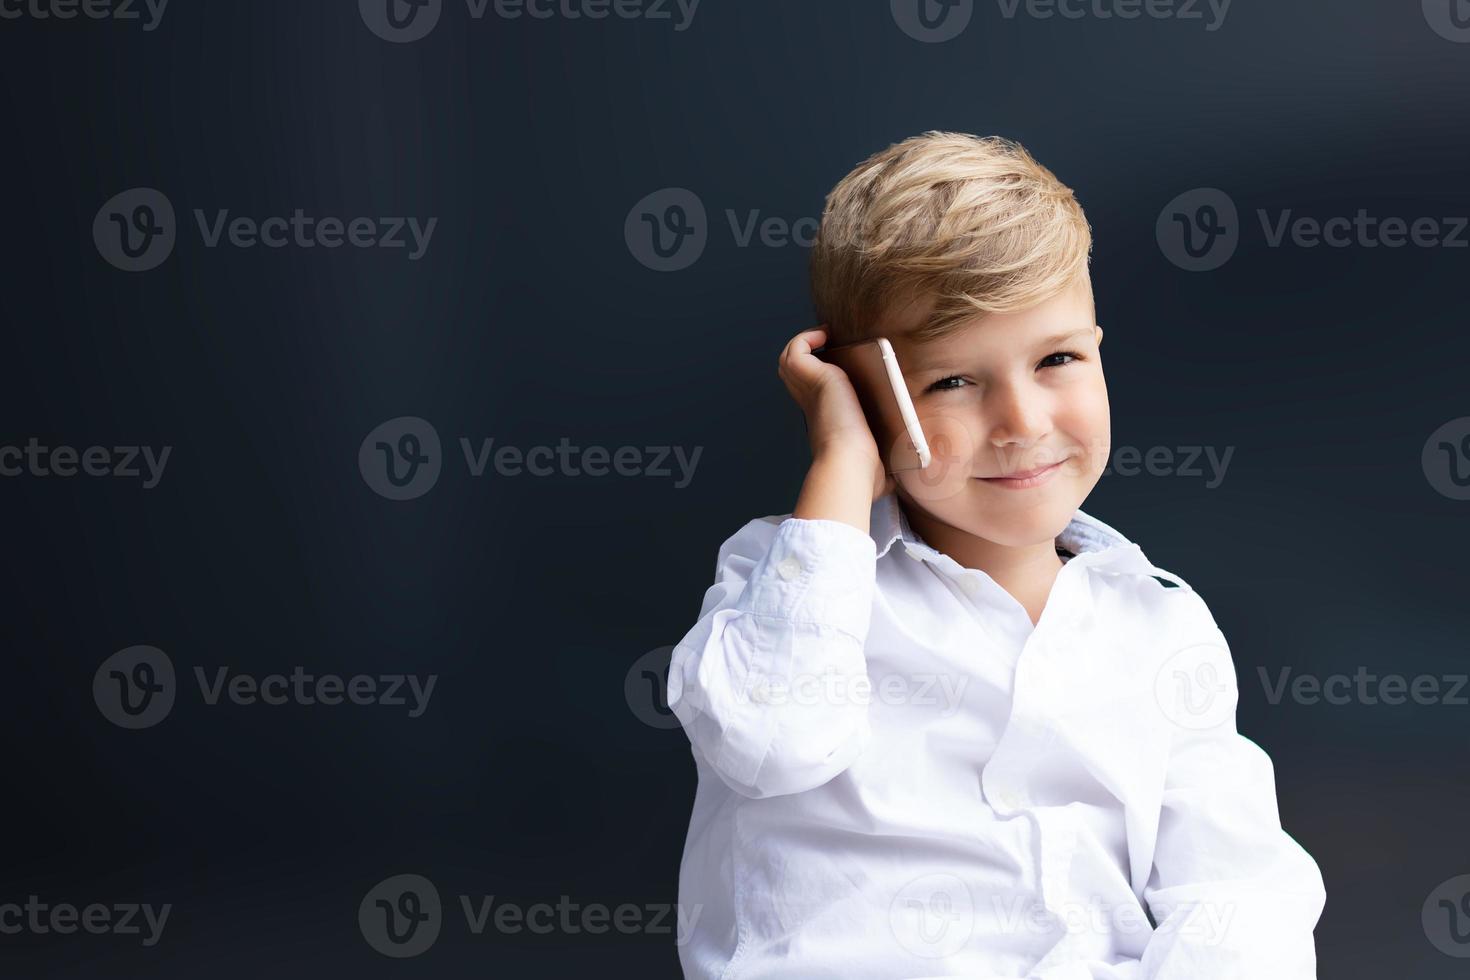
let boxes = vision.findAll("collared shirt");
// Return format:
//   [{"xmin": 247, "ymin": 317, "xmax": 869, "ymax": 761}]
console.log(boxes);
[{"xmin": 667, "ymin": 493, "xmax": 1325, "ymax": 979}]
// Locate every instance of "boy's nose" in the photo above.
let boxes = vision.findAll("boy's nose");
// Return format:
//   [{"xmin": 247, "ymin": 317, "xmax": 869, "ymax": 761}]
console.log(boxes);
[{"xmin": 985, "ymin": 383, "xmax": 1051, "ymax": 450}]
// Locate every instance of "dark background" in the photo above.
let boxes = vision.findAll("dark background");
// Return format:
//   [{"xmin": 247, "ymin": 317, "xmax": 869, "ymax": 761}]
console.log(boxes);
[{"xmin": 3, "ymin": 1, "xmax": 1468, "ymax": 976}]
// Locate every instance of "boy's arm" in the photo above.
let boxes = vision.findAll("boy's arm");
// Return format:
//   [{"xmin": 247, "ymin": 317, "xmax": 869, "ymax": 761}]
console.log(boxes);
[
  {"xmin": 927, "ymin": 608, "xmax": 1324, "ymax": 980},
  {"xmin": 666, "ymin": 456, "xmax": 880, "ymax": 799},
  {"xmin": 1120, "ymin": 599, "xmax": 1325, "ymax": 978},
  {"xmin": 1132, "ymin": 644, "xmax": 1326, "ymax": 977}
]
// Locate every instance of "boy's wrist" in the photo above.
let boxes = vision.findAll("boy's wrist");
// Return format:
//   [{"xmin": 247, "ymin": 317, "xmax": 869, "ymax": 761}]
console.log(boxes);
[{"xmin": 794, "ymin": 451, "xmax": 878, "ymax": 533}]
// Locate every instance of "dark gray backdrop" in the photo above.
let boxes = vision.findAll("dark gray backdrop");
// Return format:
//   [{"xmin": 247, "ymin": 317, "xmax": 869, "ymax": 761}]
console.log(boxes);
[{"xmin": 2, "ymin": 0, "xmax": 1468, "ymax": 976}]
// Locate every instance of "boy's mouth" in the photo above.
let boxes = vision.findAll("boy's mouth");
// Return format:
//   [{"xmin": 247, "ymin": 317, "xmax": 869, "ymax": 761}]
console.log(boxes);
[{"xmin": 977, "ymin": 459, "xmax": 1065, "ymax": 489}]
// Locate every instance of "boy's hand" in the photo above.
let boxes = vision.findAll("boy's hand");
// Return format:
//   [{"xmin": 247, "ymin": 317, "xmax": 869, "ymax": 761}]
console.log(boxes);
[{"xmin": 779, "ymin": 326, "xmax": 897, "ymax": 504}]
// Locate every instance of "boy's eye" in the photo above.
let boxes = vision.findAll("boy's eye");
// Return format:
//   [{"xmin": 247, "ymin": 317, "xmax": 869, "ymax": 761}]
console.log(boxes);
[
  {"xmin": 924, "ymin": 351, "xmax": 1083, "ymax": 393},
  {"xmin": 1039, "ymin": 350, "xmax": 1081, "ymax": 369},
  {"xmin": 925, "ymin": 374, "xmax": 966, "ymax": 393}
]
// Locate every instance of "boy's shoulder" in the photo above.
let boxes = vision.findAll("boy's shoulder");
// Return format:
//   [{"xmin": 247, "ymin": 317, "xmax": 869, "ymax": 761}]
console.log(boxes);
[
  {"xmin": 1053, "ymin": 509, "xmax": 1231, "ymax": 654},
  {"xmin": 1062, "ymin": 509, "xmax": 1195, "ymax": 591}
]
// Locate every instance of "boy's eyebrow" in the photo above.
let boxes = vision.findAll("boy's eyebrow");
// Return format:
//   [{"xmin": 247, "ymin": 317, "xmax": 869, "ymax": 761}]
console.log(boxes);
[{"xmin": 902, "ymin": 326, "xmax": 1096, "ymax": 370}]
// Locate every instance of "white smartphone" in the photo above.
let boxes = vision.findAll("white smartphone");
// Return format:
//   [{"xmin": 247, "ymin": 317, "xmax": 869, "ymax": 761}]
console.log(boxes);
[{"xmin": 814, "ymin": 336, "xmax": 932, "ymax": 472}]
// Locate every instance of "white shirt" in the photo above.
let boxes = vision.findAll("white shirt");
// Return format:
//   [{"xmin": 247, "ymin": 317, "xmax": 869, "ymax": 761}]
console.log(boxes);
[{"xmin": 667, "ymin": 492, "xmax": 1325, "ymax": 979}]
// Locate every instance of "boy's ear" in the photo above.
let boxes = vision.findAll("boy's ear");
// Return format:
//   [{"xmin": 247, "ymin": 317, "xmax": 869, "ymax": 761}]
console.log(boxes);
[{"xmin": 1094, "ymin": 324, "xmax": 1104, "ymax": 347}]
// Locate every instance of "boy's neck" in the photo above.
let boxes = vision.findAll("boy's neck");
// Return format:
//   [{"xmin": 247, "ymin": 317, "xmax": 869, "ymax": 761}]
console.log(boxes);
[{"xmin": 899, "ymin": 498, "xmax": 1066, "ymax": 627}]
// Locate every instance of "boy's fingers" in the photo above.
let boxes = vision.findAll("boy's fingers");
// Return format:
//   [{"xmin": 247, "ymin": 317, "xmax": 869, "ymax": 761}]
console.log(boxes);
[{"xmin": 782, "ymin": 330, "xmax": 823, "ymax": 372}]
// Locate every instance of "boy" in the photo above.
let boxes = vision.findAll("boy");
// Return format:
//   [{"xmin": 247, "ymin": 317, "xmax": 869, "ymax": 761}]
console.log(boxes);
[{"xmin": 666, "ymin": 132, "xmax": 1325, "ymax": 979}]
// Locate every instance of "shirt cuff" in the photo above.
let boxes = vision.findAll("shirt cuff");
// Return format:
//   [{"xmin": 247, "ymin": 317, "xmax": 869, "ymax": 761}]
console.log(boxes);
[{"xmin": 739, "ymin": 516, "xmax": 879, "ymax": 641}]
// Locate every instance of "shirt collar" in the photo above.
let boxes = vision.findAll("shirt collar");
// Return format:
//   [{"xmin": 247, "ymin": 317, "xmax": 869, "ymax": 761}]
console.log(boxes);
[{"xmin": 868, "ymin": 491, "xmax": 1162, "ymax": 579}]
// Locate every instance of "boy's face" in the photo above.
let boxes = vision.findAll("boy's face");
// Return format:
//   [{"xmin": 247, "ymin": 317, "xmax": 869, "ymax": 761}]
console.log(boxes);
[{"xmin": 881, "ymin": 275, "xmax": 1109, "ymax": 548}]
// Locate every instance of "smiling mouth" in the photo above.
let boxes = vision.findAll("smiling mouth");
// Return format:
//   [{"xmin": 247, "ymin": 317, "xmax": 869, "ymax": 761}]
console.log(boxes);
[{"xmin": 977, "ymin": 459, "xmax": 1066, "ymax": 489}]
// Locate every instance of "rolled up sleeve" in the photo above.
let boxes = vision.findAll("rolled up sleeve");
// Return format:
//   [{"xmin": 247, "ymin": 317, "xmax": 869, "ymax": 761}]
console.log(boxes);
[{"xmin": 666, "ymin": 515, "xmax": 878, "ymax": 799}]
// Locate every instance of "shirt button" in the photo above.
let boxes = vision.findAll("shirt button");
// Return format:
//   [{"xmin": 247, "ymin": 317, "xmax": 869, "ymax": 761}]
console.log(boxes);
[
  {"xmin": 960, "ymin": 576, "xmax": 983, "ymax": 595},
  {"xmin": 776, "ymin": 556, "xmax": 802, "ymax": 580},
  {"xmin": 749, "ymin": 680, "xmax": 771, "ymax": 703}
]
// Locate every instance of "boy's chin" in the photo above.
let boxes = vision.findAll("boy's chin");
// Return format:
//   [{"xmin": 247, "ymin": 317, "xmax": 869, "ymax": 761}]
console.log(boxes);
[
  {"xmin": 961, "ymin": 511, "xmax": 1070, "ymax": 549},
  {"xmin": 905, "ymin": 479, "xmax": 1089, "ymax": 550},
  {"xmin": 977, "ymin": 494, "xmax": 1091, "ymax": 546}
]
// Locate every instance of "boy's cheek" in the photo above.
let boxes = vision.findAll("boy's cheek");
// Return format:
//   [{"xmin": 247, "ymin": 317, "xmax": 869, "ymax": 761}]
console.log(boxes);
[
  {"xmin": 895, "ymin": 413, "xmax": 983, "ymax": 505},
  {"xmin": 1063, "ymin": 389, "xmax": 1111, "ymax": 477}
]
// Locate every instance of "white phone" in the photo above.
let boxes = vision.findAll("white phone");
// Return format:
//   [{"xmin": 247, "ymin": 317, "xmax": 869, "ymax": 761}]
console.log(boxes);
[
  {"xmin": 875, "ymin": 338, "xmax": 932, "ymax": 469},
  {"xmin": 814, "ymin": 336, "xmax": 932, "ymax": 472}
]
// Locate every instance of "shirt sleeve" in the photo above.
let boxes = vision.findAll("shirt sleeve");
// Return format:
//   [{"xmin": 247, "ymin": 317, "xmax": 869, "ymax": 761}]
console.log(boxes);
[
  {"xmin": 665, "ymin": 514, "xmax": 879, "ymax": 799},
  {"xmin": 1133, "ymin": 596, "xmax": 1326, "ymax": 978}
]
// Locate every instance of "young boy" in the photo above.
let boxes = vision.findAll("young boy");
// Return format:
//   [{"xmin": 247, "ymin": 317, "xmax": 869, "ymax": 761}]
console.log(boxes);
[{"xmin": 666, "ymin": 132, "xmax": 1325, "ymax": 979}]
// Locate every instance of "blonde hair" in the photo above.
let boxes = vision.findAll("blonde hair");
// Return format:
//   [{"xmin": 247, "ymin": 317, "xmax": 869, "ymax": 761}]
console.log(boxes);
[{"xmin": 809, "ymin": 131, "xmax": 1093, "ymax": 346}]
